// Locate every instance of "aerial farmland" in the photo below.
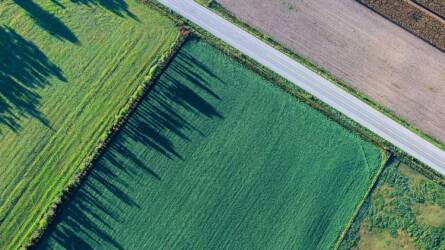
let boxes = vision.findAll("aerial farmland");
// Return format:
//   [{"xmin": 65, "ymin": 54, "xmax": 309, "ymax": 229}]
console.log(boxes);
[
  {"xmin": 216, "ymin": 0, "xmax": 445, "ymax": 144},
  {"xmin": 0, "ymin": 0, "xmax": 178, "ymax": 248},
  {"xmin": 1, "ymin": 0, "xmax": 444, "ymax": 249},
  {"xmin": 38, "ymin": 39, "xmax": 383, "ymax": 249}
]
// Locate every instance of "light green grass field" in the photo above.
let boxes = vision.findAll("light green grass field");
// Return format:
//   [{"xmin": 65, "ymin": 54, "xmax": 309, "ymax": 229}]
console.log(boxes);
[
  {"xmin": 39, "ymin": 39, "xmax": 383, "ymax": 249},
  {"xmin": 0, "ymin": 0, "xmax": 178, "ymax": 248}
]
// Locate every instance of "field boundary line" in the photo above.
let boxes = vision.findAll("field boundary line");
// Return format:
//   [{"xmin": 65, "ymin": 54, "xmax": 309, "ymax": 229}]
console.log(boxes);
[
  {"xmin": 199, "ymin": 0, "xmax": 445, "ymax": 153},
  {"xmin": 410, "ymin": 0, "xmax": 445, "ymax": 21},
  {"xmin": 359, "ymin": 145, "xmax": 371, "ymax": 173},
  {"xmin": 411, "ymin": 0, "xmax": 445, "ymax": 20},
  {"xmin": 149, "ymin": 0, "xmax": 445, "ymax": 186},
  {"xmin": 333, "ymin": 151, "xmax": 390, "ymax": 249},
  {"xmin": 357, "ymin": 0, "xmax": 445, "ymax": 52},
  {"xmin": 193, "ymin": 0, "xmax": 445, "ymax": 173},
  {"xmin": 24, "ymin": 25, "xmax": 188, "ymax": 249}
]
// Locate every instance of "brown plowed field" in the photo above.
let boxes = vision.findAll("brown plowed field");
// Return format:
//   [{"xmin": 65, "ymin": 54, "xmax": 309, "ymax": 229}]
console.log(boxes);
[{"xmin": 216, "ymin": 0, "xmax": 445, "ymax": 144}]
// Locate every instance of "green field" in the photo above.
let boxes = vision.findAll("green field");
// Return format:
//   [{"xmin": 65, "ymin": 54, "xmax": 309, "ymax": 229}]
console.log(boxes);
[
  {"xmin": 195, "ymin": 0, "xmax": 213, "ymax": 6},
  {"xmin": 340, "ymin": 161, "xmax": 445, "ymax": 249},
  {"xmin": 0, "ymin": 0, "xmax": 178, "ymax": 248},
  {"xmin": 38, "ymin": 39, "xmax": 383, "ymax": 249}
]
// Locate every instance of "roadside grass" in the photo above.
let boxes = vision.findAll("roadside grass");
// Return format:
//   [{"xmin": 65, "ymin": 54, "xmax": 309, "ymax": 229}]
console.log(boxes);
[
  {"xmin": 340, "ymin": 162, "xmax": 445, "ymax": 250},
  {"xmin": 194, "ymin": 0, "xmax": 213, "ymax": 7},
  {"xmin": 38, "ymin": 39, "xmax": 383, "ymax": 249},
  {"xmin": 0, "ymin": 0, "xmax": 179, "ymax": 248},
  {"xmin": 191, "ymin": 0, "xmax": 445, "ymax": 178}
]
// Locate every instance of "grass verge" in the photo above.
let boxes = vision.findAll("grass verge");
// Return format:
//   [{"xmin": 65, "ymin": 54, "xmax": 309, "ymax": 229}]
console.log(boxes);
[
  {"xmin": 38, "ymin": 38, "xmax": 384, "ymax": 249},
  {"xmin": 149, "ymin": 0, "xmax": 444, "ymax": 185},
  {"xmin": 198, "ymin": 0, "xmax": 445, "ymax": 153}
]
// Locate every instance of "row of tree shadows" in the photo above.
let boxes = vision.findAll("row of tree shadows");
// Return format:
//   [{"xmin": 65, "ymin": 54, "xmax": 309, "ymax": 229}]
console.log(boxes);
[
  {"xmin": 0, "ymin": 26, "xmax": 64, "ymax": 133},
  {"xmin": 13, "ymin": 0, "xmax": 138, "ymax": 43},
  {"xmin": 0, "ymin": 0, "xmax": 137, "ymax": 133},
  {"xmin": 36, "ymin": 48, "xmax": 225, "ymax": 249}
]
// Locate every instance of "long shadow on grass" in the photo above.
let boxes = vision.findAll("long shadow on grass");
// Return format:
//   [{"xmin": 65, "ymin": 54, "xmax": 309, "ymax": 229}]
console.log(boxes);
[
  {"xmin": 13, "ymin": 0, "xmax": 79, "ymax": 43},
  {"xmin": 13, "ymin": 0, "xmax": 139, "ymax": 44},
  {"xmin": 50, "ymin": 0, "xmax": 139, "ymax": 20},
  {"xmin": 36, "ymin": 47, "xmax": 224, "ymax": 249},
  {"xmin": 69, "ymin": 0, "xmax": 139, "ymax": 20},
  {"xmin": 0, "ymin": 26, "xmax": 66, "ymax": 133}
]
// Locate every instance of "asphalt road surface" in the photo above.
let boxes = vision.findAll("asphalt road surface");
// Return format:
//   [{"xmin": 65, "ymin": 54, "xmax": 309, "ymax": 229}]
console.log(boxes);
[{"xmin": 158, "ymin": 0, "xmax": 445, "ymax": 176}]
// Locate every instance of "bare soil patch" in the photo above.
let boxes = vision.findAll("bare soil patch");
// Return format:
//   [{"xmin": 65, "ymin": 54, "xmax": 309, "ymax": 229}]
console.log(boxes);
[{"xmin": 216, "ymin": 0, "xmax": 445, "ymax": 144}]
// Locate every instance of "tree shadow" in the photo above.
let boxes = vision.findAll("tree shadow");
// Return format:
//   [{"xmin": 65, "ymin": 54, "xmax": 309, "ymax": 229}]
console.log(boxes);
[
  {"xmin": 49, "ymin": 0, "xmax": 139, "ymax": 20},
  {"xmin": 13, "ymin": 0, "xmax": 79, "ymax": 43},
  {"xmin": 13, "ymin": 0, "xmax": 140, "ymax": 44},
  {"xmin": 69, "ymin": 0, "xmax": 139, "ymax": 20},
  {"xmin": 0, "ymin": 26, "xmax": 66, "ymax": 133},
  {"xmin": 123, "ymin": 72, "xmax": 223, "ymax": 160},
  {"xmin": 36, "ymin": 44, "xmax": 224, "ymax": 249}
]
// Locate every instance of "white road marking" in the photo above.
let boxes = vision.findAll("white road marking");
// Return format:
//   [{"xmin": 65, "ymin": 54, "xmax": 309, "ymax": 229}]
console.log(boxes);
[{"xmin": 158, "ymin": 0, "xmax": 445, "ymax": 175}]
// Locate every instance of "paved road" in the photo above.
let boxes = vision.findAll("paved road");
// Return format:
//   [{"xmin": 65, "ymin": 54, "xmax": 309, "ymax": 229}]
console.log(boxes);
[{"xmin": 158, "ymin": 0, "xmax": 445, "ymax": 176}]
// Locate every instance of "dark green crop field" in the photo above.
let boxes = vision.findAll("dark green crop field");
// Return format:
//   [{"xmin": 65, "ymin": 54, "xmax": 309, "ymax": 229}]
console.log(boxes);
[
  {"xmin": 39, "ymin": 39, "xmax": 384, "ymax": 249},
  {"xmin": 0, "ymin": 0, "xmax": 178, "ymax": 248}
]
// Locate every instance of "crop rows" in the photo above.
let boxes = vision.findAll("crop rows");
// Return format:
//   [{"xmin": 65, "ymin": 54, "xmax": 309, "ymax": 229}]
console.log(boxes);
[
  {"xmin": 38, "ymin": 39, "xmax": 384, "ymax": 249},
  {"xmin": 357, "ymin": 0, "xmax": 445, "ymax": 51},
  {"xmin": 413, "ymin": 0, "xmax": 445, "ymax": 19},
  {"xmin": 0, "ymin": 0, "xmax": 179, "ymax": 248}
]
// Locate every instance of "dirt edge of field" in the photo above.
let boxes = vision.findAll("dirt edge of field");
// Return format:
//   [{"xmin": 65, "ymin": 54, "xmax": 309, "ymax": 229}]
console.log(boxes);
[
  {"xmin": 209, "ymin": 0, "xmax": 445, "ymax": 149},
  {"xmin": 357, "ymin": 0, "xmax": 445, "ymax": 51},
  {"xmin": 413, "ymin": 0, "xmax": 445, "ymax": 19},
  {"xmin": 187, "ymin": 0, "xmax": 444, "ymax": 182}
]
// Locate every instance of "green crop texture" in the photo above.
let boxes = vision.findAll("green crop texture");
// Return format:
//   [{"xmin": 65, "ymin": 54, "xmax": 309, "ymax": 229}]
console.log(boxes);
[
  {"xmin": 38, "ymin": 39, "xmax": 383, "ymax": 249},
  {"xmin": 0, "ymin": 0, "xmax": 178, "ymax": 248}
]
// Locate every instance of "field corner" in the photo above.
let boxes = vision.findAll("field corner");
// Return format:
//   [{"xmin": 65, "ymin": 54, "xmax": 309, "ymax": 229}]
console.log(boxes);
[
  {"xmin": 191, "ymin": 0, "xmax": 445, "ymax": 176},
  {"xmin": 333, "ymin": 150, "xmax": 391, "ymax": 250}
]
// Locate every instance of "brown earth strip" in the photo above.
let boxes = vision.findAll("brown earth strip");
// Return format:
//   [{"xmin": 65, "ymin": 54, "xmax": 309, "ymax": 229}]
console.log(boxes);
[
  {"xmin": 358, "ymin": 0, "xmax": 445, "ymax": 51},
  {"xmin": 215, "ymin": 0, "xmax": 445, "ymax": 144},
  {"xmin": 412, "ymin": 0, "xmax": 445, "ymax": 20}
]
